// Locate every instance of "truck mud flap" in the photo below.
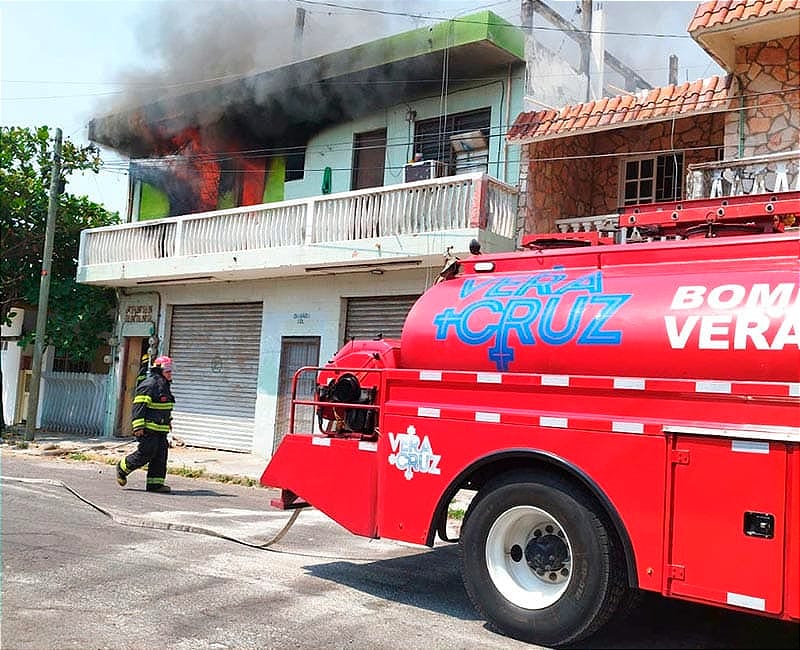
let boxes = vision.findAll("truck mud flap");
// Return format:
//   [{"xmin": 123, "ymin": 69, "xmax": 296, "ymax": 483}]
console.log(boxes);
[{"xmin": 261, "ymin": 434, "xmax": 379, "ymax": 538}]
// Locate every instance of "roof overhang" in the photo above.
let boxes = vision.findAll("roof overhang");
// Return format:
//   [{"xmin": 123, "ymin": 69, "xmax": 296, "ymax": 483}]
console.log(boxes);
[
  {"xmin": 89, "ymin": 10, "xmax": 524, "ymax": 157},
  {"xmin": 690, "ymin": 9, "xmax": 800, "ymax": 71},
  {"xmin": 509, "ymin": 107, "xmax": 730, "ymax": 145},
  {"xmin": 507, "ymin": 75, "xmax": 734, "ymax": 146}
]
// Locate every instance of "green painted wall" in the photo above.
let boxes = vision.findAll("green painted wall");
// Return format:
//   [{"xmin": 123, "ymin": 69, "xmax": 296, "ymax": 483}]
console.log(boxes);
[
  {"xmin": 263, "ymin": 157, "xmax": 286, "ymax": 203},
  {"xmin": 331, "ymin": 10, "xmax": 523, "ymax": 70},
  {"xmin": 139, "ymin": 183, "xmax": 170, "ymax": 220}
]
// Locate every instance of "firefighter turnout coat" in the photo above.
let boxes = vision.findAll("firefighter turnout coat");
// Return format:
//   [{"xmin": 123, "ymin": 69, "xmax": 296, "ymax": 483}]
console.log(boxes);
[{"xmin": 132, "ymin": 371, "xmax": 175, "ymax": 434}]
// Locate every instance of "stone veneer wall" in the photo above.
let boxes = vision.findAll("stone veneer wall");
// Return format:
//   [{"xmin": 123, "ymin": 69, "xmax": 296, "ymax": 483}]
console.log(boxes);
[
  {"xmin": 727, "ymin": 35, "xmax": 799, "ymax": 158},
  {"xmin": 524, "ymin": 112, "xmax": 725, "ymax": 234}
]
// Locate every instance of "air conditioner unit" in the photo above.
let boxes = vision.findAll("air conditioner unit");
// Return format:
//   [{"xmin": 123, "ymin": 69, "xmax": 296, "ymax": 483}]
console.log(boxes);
[{"xmin": 404, "ymin": 160, "xmax": 448, "ymax": 182}]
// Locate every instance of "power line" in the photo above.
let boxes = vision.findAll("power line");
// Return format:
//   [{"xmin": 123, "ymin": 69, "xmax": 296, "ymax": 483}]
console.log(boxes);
[
  {"xmin": 88, "ymin": 142, "xmax": 761, "ymax": 178},
  {"xmin": 1, "ymin": 60, "xmax": 723, "ymax": 102},
  {"xmin": 90, "ymin": 87, "xmax": 798, "ymax": 172},
  {"xmin": 295, "ymin": 0, "xmax": 693, "ymax": 39}
]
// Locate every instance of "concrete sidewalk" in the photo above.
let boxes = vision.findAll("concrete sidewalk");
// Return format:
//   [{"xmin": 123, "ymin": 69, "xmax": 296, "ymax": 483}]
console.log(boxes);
[{"xmin": 0, "ymin": 429, "xmax": 269, "ymax": 484}]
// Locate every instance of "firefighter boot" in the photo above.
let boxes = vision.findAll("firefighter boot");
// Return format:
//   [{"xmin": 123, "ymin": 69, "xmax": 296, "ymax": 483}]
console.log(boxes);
[
  {"xmin": 146, "ymin": 483, "xmax": 172, "ymax": 493},
  {"xmin": 116, "ymin": 461, "xmax": 128, "ymax": 487}
]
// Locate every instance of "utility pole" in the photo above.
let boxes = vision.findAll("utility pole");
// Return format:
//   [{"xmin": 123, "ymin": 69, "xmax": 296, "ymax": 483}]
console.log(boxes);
[
  {"xmin": 580, "ymin": 0, "xmax": 593, "ymax": 101},
  {"xmin": 25, "ymin": 127, "xmax": 62, "ymax": 441},
  {"xmin": 669, "ymin": 54, "xmax": 679, "ymax": 86}
]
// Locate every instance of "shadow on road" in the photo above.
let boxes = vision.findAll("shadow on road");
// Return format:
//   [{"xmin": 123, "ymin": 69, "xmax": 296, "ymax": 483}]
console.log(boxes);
[
  {"xmin": 574, "ymin": 591, "xmax": 799, "ymax": 649},
  {"xmin": 122, "ymin": 488, "xmax": 237, "ymax": 498},
  {"xmin": 307, "ymin": 545, "xmax": 799, "ymax": 649},
  {"xmin": 305, "ymin": 545, "xmax": 481, "ymax": 621}
]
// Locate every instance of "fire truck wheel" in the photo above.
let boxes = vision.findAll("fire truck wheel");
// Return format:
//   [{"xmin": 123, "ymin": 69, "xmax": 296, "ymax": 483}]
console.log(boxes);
[{"xmin": 460, "ymin": 470, "xmax": 626, "ymax": 647}]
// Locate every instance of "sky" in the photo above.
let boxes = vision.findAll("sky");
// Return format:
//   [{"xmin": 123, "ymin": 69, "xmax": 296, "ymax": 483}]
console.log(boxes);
[{"xmin": 1, "ymin": 0, "xmax": 722, "ymax": 217}]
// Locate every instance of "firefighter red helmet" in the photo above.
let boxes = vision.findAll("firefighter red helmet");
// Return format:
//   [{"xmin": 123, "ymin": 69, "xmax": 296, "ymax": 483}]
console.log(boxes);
[{"xmin": 152, "ymin": 355, "xmax": 173, "ymax": 372}]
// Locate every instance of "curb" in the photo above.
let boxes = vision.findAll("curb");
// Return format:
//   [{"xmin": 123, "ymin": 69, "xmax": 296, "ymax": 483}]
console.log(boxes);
[{"xmin": 1, "ymin": 434, "xmax": 265, "ymax": 487}]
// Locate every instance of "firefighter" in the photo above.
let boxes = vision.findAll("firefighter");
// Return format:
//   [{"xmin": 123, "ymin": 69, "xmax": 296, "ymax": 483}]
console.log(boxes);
[{"xmin": 116, "ymin": 355, "xmax": 175, "ymax": 493}]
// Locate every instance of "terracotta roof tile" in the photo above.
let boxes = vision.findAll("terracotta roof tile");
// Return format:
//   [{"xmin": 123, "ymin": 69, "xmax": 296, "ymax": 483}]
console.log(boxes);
[
  {"xmin": 688, "ymin": 0, "xmax": 800, "ymax": 33},
  {"xmin": 596, "ymin": 96, "xmax": 619, "ymax": 127},
  {"xmin": 584, "ymin": 97, "xmax": 608, "ymax": 129},
  {"xmin": 507, "ymin": 75, "xmax": 734, "ymax": 144}
]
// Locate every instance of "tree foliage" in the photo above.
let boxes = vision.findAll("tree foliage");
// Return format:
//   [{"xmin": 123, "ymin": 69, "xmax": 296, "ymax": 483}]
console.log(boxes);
[{"xmin": 0, "ymin": 126, "xmax": 120, "ymax": 362}]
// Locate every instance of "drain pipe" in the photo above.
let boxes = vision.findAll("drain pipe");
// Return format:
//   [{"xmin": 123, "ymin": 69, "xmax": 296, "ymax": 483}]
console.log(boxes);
[
  {"xmin": 738, "ymin": 77, "xmax": 746, "ymax": 159},
  {"xmin": 505, "ymin": 63, "xmax": 512, "ymax": 183}
]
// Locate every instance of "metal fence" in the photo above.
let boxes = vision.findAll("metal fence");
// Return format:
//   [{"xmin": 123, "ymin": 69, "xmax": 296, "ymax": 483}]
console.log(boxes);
[{"xmin": 40, "ymin": 372, "xmax": 108, "ymax": 435}]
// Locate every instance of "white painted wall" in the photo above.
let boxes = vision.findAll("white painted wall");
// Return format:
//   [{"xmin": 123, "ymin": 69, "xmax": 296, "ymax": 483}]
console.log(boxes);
[
  {"xmin": 525, "ymin": 47, "xmax": 586, "ymax": 110},
  {"xmin": 1, "ymin": 308, "xmax": 24, "ymax": 425},
  {"xmin": 148, "ymin": 267, "xmax": 435, "ymax": 458}
]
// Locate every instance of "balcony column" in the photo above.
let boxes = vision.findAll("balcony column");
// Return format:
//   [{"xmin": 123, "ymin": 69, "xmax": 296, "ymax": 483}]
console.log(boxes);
[
  {"xmin": 304, "ymin": 199, "xmax": 315, "ymax": 246},
  {"xmin": 686, "ymin": 170, "xmax": 705, "ymax": 200},
  {"xmin": 709, "ymin": 170, "xmax": 725, "ymax": 198},
  {"xmin": 774, "ymin": 163, "xmax": 789, "ymax": 192},
  {"xmin": 469, "ymin": 176, "xmax": 488, "ymax": 228},
  {"xmin": 750, "ymin": 168, "xmax": 767, "ymax": 195},
  {"xmin": 174, "ymin": 218, "xmax": 184, "ymax": 256}
]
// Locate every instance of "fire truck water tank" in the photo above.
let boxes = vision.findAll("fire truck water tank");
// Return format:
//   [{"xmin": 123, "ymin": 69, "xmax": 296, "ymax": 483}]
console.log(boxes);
[{"xmin": 399, "ymin": 237, "xmax": 799, "ymax": 383}]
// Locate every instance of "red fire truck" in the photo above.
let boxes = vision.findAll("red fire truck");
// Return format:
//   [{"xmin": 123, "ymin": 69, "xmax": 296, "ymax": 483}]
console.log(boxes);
[{"xmin": 262, "ymin": 192, "xmax": 800, "ymax": 646}]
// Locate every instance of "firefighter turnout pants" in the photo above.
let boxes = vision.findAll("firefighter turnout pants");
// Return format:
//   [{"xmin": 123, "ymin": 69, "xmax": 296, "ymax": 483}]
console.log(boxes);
[{"xmin": 119, "ymin": 432, "xmax": 169, "ymax": 490}]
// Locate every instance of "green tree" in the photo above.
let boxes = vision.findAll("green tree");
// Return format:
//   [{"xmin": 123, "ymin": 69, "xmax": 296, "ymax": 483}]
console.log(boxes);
[{"xmin": 0, "ymin": 126, "xmax": 120, "ymax": 430}]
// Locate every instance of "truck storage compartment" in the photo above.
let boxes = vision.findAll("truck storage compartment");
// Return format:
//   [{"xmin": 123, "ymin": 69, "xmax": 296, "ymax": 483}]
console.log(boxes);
[{"xmin": 666, "ymin": 432, "xmax": 789, "ymax": 614}]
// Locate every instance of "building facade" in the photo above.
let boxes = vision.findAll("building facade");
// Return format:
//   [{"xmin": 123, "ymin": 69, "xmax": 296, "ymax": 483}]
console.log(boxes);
[
  {"xmin": 80, "ymin": 12, "xmax": 535, "ymax": 454},
  {"xmin": 78, "ymin": 7, "xmax": 669, "ymax": 456},
  {"xmin": 507, "ymin": 0, "xmax": 799, "ymax": 236}
]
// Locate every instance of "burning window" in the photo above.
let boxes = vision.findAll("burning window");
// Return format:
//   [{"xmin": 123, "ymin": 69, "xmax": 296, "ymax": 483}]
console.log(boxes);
[
  {"xmin": 285, "ymin": 148, "xmax": 306, "ymax": 182},
  {"xmin": 217, "ymin": 157, "xmax": 243, "ymax": 209}
]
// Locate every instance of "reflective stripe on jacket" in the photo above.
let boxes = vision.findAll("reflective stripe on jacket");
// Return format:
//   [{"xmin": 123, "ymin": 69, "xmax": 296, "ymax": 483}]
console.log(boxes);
[{"xmin": 131, "ymin": 372, "xmax": 175, "ymax": 434}]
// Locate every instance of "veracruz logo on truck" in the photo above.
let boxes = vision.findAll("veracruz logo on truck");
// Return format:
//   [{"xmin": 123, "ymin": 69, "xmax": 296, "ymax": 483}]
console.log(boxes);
[{"xmin": 431, "ymin": 267, "xmax": 799, "ymax": 372}]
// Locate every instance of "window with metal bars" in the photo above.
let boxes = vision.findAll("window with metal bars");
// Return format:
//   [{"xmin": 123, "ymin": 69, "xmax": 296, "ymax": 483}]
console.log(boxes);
[
  {"xmin": 621, "ymin": 152, "xmax": 684, "ymax": 205},
  {"xmin": 413, "ymin": 108, "xmax": 491, "ymax": 176}
]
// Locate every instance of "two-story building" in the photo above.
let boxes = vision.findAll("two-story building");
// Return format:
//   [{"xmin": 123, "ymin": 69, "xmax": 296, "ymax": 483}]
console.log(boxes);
[
  {"xmin": 75, "ymin": 3, "xmax": 798, "ymax": 457},
  {"xmin": 78, "ymin": 10, "xmax": 574, "ymax": 454}
]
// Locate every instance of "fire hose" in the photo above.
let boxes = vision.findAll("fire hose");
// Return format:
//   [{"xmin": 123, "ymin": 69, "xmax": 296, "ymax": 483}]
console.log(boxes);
[{"xmin": 2, "ymin": 475, "xmax": 300, "ymax": 551}]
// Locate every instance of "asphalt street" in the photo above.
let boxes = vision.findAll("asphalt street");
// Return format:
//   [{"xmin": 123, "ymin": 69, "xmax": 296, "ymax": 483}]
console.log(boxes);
[{"xmin": 2, "ymin": 451, "xmax": 798, "ymax": 650}]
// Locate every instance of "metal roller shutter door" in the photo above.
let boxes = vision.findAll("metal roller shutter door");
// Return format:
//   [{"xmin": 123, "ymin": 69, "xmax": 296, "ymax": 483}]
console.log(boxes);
[
  {"xmin": 169, "ymin": 303, "xmax": 262, "ymax": 452},
  {"xmin": 344, "ymin": 295, "xmax": 419, "ymax": 342}
]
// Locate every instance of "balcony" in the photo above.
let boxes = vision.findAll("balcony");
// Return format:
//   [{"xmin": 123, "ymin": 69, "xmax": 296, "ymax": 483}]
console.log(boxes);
[
  {"xmin": 77, "ymin": 173, "xmax": 519, "ymax": 287},
  {"xmin": 554, "ymin": 150, "xmax": 800, "ymax": 238},
  {"xmin": 686, "ymin": 150, "xmax": 800, "ymax": 200}
]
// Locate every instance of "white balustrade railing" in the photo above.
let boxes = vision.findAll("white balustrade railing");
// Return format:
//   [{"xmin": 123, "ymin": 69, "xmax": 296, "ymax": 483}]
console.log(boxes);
[
  {"xmin": 686, "ymin": 149, "xmax": 800, "ymax": 199},
  {"xmin": 485, "ymin": 177, "xmax": 519, "ymax": 239},
  {"xmin": 79, "ymin": 173, "xmax": 518, "ymax": 267},
  {"xmin": 40, "ymin": 372, "xmax": 108, "ymax": 435},
  {"xmin": 555, "ymin": 213, "xmax": 619, "ymax": 235}
]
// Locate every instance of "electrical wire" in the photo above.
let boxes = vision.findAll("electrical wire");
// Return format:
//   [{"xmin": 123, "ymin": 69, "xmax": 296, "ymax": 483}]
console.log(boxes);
[
  {"xmin": 92, "ymin": 84, "xmax": 796, "ymax": 167},
  {"xmin": 88, "ymin": 88, "xmax": 798, "ymax": 175},
  {"xmin": 294, "ymin": 0, "xmax": 694, "ymax": 39},
  {"xmin": 2, "ymin": 60, "xmax": 719, "ymax": 93}
]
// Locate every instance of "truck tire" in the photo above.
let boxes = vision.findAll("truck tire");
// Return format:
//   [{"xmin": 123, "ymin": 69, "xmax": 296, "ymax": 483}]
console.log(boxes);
[{"xmin": 460, "ymin": 470, "xmax": 626, "ymax": 647}]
